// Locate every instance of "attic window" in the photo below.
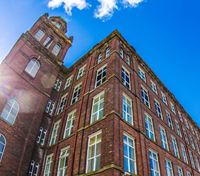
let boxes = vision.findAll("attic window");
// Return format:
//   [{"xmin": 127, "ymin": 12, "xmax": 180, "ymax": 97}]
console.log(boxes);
[{"xmin": 52, "ymin": 21, "xmax": 61, "ymax": 29}]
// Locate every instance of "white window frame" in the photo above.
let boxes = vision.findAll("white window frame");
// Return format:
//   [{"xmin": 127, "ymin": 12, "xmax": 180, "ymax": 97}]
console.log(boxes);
[
  {"xmin": 159, "ymin": 126, "xmax": 169, "ymax": 151},
  {"xmin": 49, "ymin": 120, "xmax": 60, "ymax": 146},
  {"xmin": 122, "ymin": 94, "xmax": 133, "ymax": 125},
  {"xmin": 170, "ymin": 102, "xmax": 176, "ymax": 114},
  {"xmin": 184, "ymin": 118, "xmax": 190, "ymax": 129},
  {"xmin": 175, "ymin": 120, "xmax": 182, "ymax": 137},
  {"xmin": 123, "ymin": 133, "xmax": 137, "ymax": 174},
  {"xmin": 120, "ymin": 48, "xmax": 124, "ymax": 58},
  {"xmin": 71, "ymin": 83, "xmax": 82, "ymax": 105},
  {"xmin": 34, "ymin": 163, "xmax": 39, "ymax": 176},
  {"xmin": 43, "ymin": 36, "xmax": 53, "ymax": 49},
  {"xmin": 57, "ymin": 93, "xmax": 68, "ymax": 114},
  {"xmin": 188, "ymin": 150, "xmax": 195, "ymax": 169},
  {"xmin": 189, "ymin": 135, "xmax": 195, "ymax": 150},
  {"xmin": 53, "ymin": 79, "xmax": 62, "ymax": 91},
  {"xmin": 165, "ymin": 159, "xmax": 174, "ymax": 176},
  {"xmin": 95, "ymin": 65, "xmax": 107, "ymax": 88},
  {"xmin": 105, "ymin": 47, "xmax": 110, "ymax": 58},
  {"xmin": 138, "ymin": 67, "xmax": 146, "ymax": 82},
  {"xmin": 43, "ymin": 154, "xmax": 53, "ymax": 176},
  {"xmin": 186, "ymin": 171, "xmax": 192, "ymax": 176},
  {"xmin": 77, "ymin": 65, "xmax": 86, "ymax": 79},
  {"xmin": 180, "ymin": 143, "xmax": 188, "ymax": 164},
  {"xmin": 36, "ymin": 127, "xmax": 47, "ymax": 146},
  {"xmin": 154, "ymin": 99, "xmax": 163, "ymax": 119},
  {"xmin": 52, "ymin": 43, "xmax": 61, "ymax": 56},
  {"xmin": 161, "ymin": 92, "xmax": 168, "ymax": 105},
  {"xmin": 166, "ymin": 111, "xmax": 173, "ymax": 129},
  {"xmin": 64, "ymin": 75, "xmax": 73, "ymax": 89},
  {"xmin": 151, "ymin": 81, "xmax": 158, "ymax": 95},
  {"xmin": 144, "ymin": 113, "xmax": 155, "ymax": 141},
  {"xmin": 57, "ymin": 147, "xmax": 70, "ymax": 176},
  {"xmin": 178, "ymin": 111, "xmax": 183, "ymax": 122},
  {"xmin": 45, "ymin": 100, "xmax": 55, "ymax": 116},
  {"xmin": 126, "ymin": 55, "xmax": 130, "ymax": 65},
  {"xmin": 194, "ymin": 155, "xmax": 200, "ymax": 172},
  {"xmin": 34, "ymin": 29, "xmax": 45, "ymax": 41},
  {"xmin": 0, "ymin": 134, "xmax": 6, "ymax": 162},
  {"xmin": 90, "ymin": 91, "xmax": 104, "ymax": 124},
  {"xmin": 177, "ymin": 166, "xmax": 183, "ymax": 176},
  {"xmin": 122, "ymin": 66, "xmax": 131, "ymax": 90},
  {"xmin": 25, "ymin": 59, "xmax": 40, "ymax": 78},
  {"xmin": 171, "ymin": 136, "xmax": 180, "ymax": 158},
  {"xmin": 86, "ymin": 130, "xmax": 102, "ymax": 173},
  {"xmin": 141, "ymin": 86, "xmax": 150, "ymax": 108},
  {"xmin": 148, "ymin": 149, "xmax": 161, "ymax": 176},
  {"xmin": 182, "ymin": 127, "xmax": 189, "ymax": 145},
  {"xmin": 1, "ymin": 98, "xmax": 19, "ymax": 125},
  {"xmin": 63, "ymin": 110, "xmax": 76, "ymax": 138},
  {"xmin": 97, "ymin": 54, "xmax": 102, "ymax": 64},
  {"xmin": 28, "ymin": 160, "xmax": 39, "ymax": 176}
]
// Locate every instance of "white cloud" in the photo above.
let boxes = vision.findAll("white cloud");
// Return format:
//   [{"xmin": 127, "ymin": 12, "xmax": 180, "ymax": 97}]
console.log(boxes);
[
  {"xmin": 47, "ymin": 0, "xmax": 144, "ymax": 20},
  {"xmin": 122, "ymin": 0, "xmax": 144, "ymax": 8},
  {"xmin": 94, "ymin": 0, "xmax": 118, "ymax": 20},
  {"xmin": 48, "ymin": 0, "xmax": 90, "ymax": 16}
]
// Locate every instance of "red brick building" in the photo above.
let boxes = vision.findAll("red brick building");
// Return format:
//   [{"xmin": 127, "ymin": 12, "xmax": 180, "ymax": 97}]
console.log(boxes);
[{"xmin": 0, "ymin": 14, "xmax": 200, "ymax": 176}]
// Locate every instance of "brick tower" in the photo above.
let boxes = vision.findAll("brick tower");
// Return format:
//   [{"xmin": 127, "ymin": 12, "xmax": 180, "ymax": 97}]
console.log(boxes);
[{"xmin": 0, "ymin": 13, "xmax": 72, "ymax": 175}]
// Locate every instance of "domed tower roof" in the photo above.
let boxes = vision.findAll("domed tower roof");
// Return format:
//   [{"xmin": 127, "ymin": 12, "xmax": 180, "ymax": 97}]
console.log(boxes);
[{"xmin": 49, "ymin": 16, "xmax": 67, "ymax": 33}]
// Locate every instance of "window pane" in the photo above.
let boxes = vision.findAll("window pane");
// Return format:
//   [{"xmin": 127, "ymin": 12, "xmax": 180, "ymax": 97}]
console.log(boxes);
[
  {"xmin": 25, "ymin": 59, "xmax": 40, "ymax": 78},
  {"xmin": 71, "ymin": 84, "xmax": 82, "ymax": 104},
  {"xmin": 1, "ymin": 98, "xmax": 19, "ymax": 125},
  {"xmin": 52, "ymin": 44, "xmax": 61, "ymax": 56},
  {"xmin": 43, "ymin": 36, "xmax": 53, "ymax": 48},
  {"xmin": 122, "ymin": 95, "xmax": 133, "ymax": 124},
  {"xmin": 0, "ymin": 134, "xmax": 6, "ymax": 161},
  {"xmin": 86, "ymin": 131, "xmax": 102, "ymax": 173},
  {"xmin": 91, "ymin": 92, "xmax": 104, "ymax": 124},
  {"xmin": 123, "ymin": 134, "xmax": 136, "ymax": 174},
  {"xmin": 95, "ymin": 66, "xmax": 107, "ymax": 88},
  {"xmin": 34, "ymin": 29, "xmax": 45, "ymax": 41}
]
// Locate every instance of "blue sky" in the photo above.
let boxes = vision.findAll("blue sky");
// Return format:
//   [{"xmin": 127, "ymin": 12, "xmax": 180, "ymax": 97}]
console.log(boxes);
[{"xmin": 0, "ymin": 0, "xmax": 200, "ymax": 127}]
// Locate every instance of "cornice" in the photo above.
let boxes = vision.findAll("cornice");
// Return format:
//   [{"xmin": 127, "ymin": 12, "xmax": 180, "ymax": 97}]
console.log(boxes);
[
  {"xmin": 62, "ymin": 30, "xmax": 118, "ymax": 74},
  {"xmin": 60, "ymin": 29, "xmax": 199, "ymax": 130}
]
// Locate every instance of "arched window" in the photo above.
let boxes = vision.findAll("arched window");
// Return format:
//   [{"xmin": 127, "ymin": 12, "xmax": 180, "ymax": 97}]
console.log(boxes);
[
  {"xmin": 1, "ymin": 98, "xmax": 19, "ymax": 125},
  {"xmin": 52, "ymin": 43, "xmax": 61, "ymax": 56},
  {"xmin": 0, "ymin": 134, "xmax": 6, "ymax": 161},
  {"xmin": 25, "ymin": 58, "xmax": 40, "ymax": 78},
  {"xmin": 34, "ymin": 29, "xmax": 45, "ymax": 41},
  {"xmin": 105, "ymin": 47, "xmax": 110, "ymax": 58}
]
